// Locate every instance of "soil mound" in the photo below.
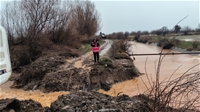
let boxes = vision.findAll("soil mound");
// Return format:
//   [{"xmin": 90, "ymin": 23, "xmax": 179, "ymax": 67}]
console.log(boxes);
[
  {"xmin": 38, "ymin": 58, "xmax": 139, "ymax": 92},
  {"xmin": 49, "ymin": 91, "xmax": 151, "ymax": 112},
  {"xmin": 89, "ymin": 59, "xmax": 140, "ymax": 91},
  {"xmin": 0, "ymin": 92, "xmax": 151, "ymax": 112},
  {"xmin": 0, "ymin": 98, "xmax": 47, "ymax": 112},
  {"xmin": 38, "ymin": 60, "xmax": 139, "ymax": 93},
  {"xmin": 11, "ymin": 52, "xmax": 139, "ymax": 93},
  {"xmin": 11, "ymin": 54, "xmax": 65, "ymax": 90},
  {"xmin": 39, "ymin": 68, "xmax": 90, "ymax": 92}
]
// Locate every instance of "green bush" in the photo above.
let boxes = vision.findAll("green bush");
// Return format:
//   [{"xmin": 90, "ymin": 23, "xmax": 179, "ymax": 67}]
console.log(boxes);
[
  {"xmin": 99, "ymin": 57, "xmax": 113, "ymax": 67},
  {"xmin": 80, "ymin": 44, "xmax": 91, "ymax": 53}
]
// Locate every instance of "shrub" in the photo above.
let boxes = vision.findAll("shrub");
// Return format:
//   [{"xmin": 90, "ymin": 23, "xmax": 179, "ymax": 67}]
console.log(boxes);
[
  {"xmin": 134, "ymin": 35, "xmax": 140, "ymax": 41},
  {"xmin": 137, "ymin": 36, "xmax": 152, "ymax": 43},
  {"xmin": 114, "ymin": 53, "xmax": 131, "ymax": 60},
  {"xmin": 170, "ymin": 38, "xmax": 180, "ymax": 46},
  {"xmin": 192, "ymin": 41, "xmax": 199, "ymax": 49},
  {"xmin": 157, "ymin": 38, "xmax": 177, "ymax": 49},
  {"xmin": 99, "ymin": 57, "xmax": 113, "ymax": 68}
]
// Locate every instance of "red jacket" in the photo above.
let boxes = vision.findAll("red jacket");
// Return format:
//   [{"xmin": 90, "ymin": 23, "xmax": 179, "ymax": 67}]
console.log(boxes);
[{"xmin": 90, "ymin": 41, "xmax": 100, "ymax": 53}]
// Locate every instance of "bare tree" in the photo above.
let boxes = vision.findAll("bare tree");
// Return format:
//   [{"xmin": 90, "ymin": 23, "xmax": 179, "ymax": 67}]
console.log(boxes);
[
  {"xmin": 1, "ymin": 0, "xmax": 61, "ymax": 45},
  {"xmin": 1, "ymin": 2, "xmax": 19, "ymax": 46},
  {"xmin": 182, "ymin": 26, "xmax": 192, "ymax": 35},
  {"xmin": 1, "ymin": 0, "xmax": 102, "ymax": 63},
  {"xmin": 20, "ymin": 0, "xmax": 61, "ymax": 41},
  {"xmin": 70, "ymin": 0, "xmax": 101, "ymax": 37},
  {"xmin": 124, "ymin": 32, "xmax": 130, "ymax": 38},
  {"xmin": 46, "ymin": 0, "xmax": 73, "ymax": 43},
  {"xmin": 161, "ymin": 26, "xmax": 169, "ymax": 36}
]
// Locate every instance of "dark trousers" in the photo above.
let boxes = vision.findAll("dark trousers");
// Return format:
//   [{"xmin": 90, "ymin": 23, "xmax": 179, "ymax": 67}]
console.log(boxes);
[{"xmin": 93, "ymin": 52, "xmax": 99, "ymax": 63}]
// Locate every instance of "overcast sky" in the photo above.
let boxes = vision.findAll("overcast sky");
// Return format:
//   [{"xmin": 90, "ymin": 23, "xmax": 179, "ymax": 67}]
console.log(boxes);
[
  {"xmin": 92, "ymin": 0, "xmax": 199, "ymax": 34},
  {"xmin": 0, "ymin": 0, "xmax": 199, "ymax": 34}
]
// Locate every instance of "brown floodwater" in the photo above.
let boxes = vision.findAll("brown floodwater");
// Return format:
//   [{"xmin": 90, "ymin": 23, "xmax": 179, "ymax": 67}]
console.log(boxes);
[
  {"xmin": 99, "ymin": 42, "xmax": 200, "ymax": 97},
  {"xmin": 0, "ymin": 81, "xmax": 69, "ymax": 107}
]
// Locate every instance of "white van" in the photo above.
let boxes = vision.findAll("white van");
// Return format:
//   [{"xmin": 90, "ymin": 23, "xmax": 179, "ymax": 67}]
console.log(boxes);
[{"xmin": 0, "ymin": 26, "xmax": 12, "ymax": 85}]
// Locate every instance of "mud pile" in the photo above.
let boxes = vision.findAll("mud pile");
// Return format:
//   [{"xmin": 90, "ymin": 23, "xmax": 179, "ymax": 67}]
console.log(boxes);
[
  {"xmin": 0, "ymin": 91, "xmax": 152, "ymax": 112},
  {"xmin": 50, "ymin": 91, "xmax": 151, "ymax": 112},
  {"xmin": 0, "ymin": 98, "xmax": 47, "ymax": 112},
  {"xmin": 11, "ymin": 53, "xmax": 66, "ymax": 90},
  {"xmin": 39, "ymin": 68, "xmax": 90, "ymax": 92},
  {"xmin": 89, "ymin": 59, "xmax": 140, "ymax": 91},
  {"xmin": 11, "ymin": 51, "xmax": 139, "ymax": 92},
  {"xmin": 38, "ymin": 58, "xmax": 139, "ymax": 92}
]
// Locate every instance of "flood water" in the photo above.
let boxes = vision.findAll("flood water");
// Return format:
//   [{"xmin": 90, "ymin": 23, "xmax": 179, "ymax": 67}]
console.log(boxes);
[
  {"xmin": 0, "ymin": 81, "xmax": 69, "ymax": 107},
  {"xmin": 99, "ymin": 41, "xmax": 200, "ymax": 97}
]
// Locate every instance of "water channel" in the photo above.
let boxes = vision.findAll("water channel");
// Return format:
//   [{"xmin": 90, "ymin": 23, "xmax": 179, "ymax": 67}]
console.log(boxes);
[{"xmin": 99, "ymin": 41, "xmax": 200, "ymax": 97}]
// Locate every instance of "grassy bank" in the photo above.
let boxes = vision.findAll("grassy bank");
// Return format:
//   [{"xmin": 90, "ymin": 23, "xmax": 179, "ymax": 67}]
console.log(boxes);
[
  {"xmin": 148, "ymin": 35, "xmax": 200, "ymax": 51},
  {"xmin": 175, "ymin": 41, "xmax": 193, "ymax": 49},
  {"xmin": 162, "ymin": 38, "xmax": 199, "ymax": 51}
]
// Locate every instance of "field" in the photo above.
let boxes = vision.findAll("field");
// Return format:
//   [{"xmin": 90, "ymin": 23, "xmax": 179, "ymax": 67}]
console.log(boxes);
[
  {"xmin": 162, "ymin": 35, "xmax": 200, "ymax": 50},
  {"xmin": 129, "ymin": 34, "xmax": 200, "ymax": 50},
  {"xmin": 168, "ymin": 35, "xmax": 200, "ymax": 42}
]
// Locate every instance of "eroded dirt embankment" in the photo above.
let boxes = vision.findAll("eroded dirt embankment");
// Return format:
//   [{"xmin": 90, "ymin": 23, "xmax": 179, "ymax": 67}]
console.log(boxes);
[
  {"xmin": 10, "ymin": 40, "xmax": 139, "ymax": 92},
  {"xmin": 0, "ymin": 39, "xmax": 141, "ymax": 111}
]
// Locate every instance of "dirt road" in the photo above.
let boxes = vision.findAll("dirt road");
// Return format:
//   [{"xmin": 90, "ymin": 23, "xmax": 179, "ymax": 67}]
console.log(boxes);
[{"xmin": 73, "ymin": 39, "xmax": 113, "ymax": 68}]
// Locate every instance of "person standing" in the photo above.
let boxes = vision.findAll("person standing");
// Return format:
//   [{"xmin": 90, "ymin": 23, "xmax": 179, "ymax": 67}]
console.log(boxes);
[{"xmin": 90, "ymin": 38, "xmax": 100, "ymax": 63}]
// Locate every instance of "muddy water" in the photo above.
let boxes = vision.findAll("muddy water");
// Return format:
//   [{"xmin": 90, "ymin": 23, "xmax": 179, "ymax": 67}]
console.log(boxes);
[
  {"xmin": 0, "ymin": 81, "xmax": 69, "ymax": 107},
  {"xmin": 99, "ymin": 41, "xmax": 200, "ymax": 97}
]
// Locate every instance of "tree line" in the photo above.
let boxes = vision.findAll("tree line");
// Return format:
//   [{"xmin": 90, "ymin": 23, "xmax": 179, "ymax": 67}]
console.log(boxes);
[
  {"xmin": 106, "ymin": 24, "xmax": 200, "ymax": 39},
  {"xmin": 1, "ymin": 0, "xmax": 101, "ymax": 47}
]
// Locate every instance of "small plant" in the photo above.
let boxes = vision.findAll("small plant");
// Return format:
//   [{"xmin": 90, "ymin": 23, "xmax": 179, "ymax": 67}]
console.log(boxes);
[
  {"xmin": 81, "ymin": 44, "xmax": 90, "ymax": 53},
  {"xmin": 98, "ymin": 57, "xmax": 113, "ymax": 68}
]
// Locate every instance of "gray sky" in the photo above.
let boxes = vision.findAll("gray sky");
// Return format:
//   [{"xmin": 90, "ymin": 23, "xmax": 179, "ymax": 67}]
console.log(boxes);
[
  {"xmin": 0, "ymin": 0, "xmax": 199, "ymax": 34},
  {"xmin": 93, "ymin": 0, "xmax": 199, "ymax": 34}
]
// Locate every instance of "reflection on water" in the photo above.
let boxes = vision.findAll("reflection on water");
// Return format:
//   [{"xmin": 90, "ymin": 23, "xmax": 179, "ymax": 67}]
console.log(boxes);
[{"xmin": 99, "ymin": 42, "xmax": 200, "ymax": 97}]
